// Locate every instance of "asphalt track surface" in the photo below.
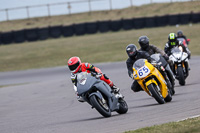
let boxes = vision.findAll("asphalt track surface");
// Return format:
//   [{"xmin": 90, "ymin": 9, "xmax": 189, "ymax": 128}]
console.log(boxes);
[{"xmin": 0, "ymin": 56, "xmax": 200, "ymax": 133}]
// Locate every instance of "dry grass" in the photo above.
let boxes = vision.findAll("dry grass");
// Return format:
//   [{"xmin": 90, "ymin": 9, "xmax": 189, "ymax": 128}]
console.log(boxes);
[
  {"xmin": 0, "ymin": 1, "xmax": 200, "ymax": 32},
  {"xmin": 0, "ymin": 23, "xmax": 199, "ymax": 72}
]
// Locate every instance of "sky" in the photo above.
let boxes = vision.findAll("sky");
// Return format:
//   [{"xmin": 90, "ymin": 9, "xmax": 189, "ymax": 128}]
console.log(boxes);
[{"xmin": 0, "ymin": 0, "xmax": 191, "ymax": 21}]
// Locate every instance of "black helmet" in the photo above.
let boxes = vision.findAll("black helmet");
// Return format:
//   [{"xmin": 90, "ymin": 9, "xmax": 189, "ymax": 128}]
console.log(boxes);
[
  {"xmin": 138, "ymin": 36, "xmax": 149, "ymax": 50},
  {"xmin": 168, "ymin": 33, "xmax": 177, "ymax": 42},
  {"xmin": 177, "ymin": 30, "xmax": 183, "ymax": 37},
  {"xmin": 126, "ymin": 44, "xmax": 137, "ymax": 58}
]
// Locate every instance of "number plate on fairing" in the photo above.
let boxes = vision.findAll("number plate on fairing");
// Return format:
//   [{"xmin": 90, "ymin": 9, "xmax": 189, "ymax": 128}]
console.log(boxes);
[{"xmin": 137, "ymin": 65, "xmax": 150, "ymax": 78}]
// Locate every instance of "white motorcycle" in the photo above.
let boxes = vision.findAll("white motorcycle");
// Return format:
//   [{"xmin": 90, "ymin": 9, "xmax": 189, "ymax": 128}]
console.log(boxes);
[{"xmin": 169, "ymin": 45, "xmax": 190, "ymax": 86}]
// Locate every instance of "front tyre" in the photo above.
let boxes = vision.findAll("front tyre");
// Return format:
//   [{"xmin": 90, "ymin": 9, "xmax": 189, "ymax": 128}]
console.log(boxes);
[
  {"xmin": 90, "ymin": 95, "xmax": 111, "ymax": 117},
  {"xmin": 147, "ymin": 84, "xmax": 165, "ymax": 104},
  {"xmin": 116, "ymin": 99, "xmax": 128, "ymax": 114},
  {"xmin": 177, "ymin": 66, "xmax": 185, "ymax": 86}
]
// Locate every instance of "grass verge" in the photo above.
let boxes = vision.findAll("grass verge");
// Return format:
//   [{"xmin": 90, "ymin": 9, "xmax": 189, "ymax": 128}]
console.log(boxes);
[
  {"xmin": 125, "ymin": 116, "xmax": 200, "ymax": 133},
  {"xmin": 0, "ymin": 23, "xmax": 200, "ymax": 72},
  {"xmin": 0, "ymin": 1, "xmax": 200, "ymax": 32}
]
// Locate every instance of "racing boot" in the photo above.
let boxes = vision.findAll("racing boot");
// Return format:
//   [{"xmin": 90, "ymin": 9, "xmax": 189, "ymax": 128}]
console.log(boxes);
[{"xmin": 111, "ymin": 85, "xmax": 120, "ymax": 94}]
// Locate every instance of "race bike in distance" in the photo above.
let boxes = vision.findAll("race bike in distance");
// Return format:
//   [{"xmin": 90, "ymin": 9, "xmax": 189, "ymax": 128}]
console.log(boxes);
[
  {"xmin": 177, "ymin": 38, "xmax": 191, "ymax": 59},
  {"xmin": 133, "ymin": 59, "xmax": 172, "ymax": 104},
  {"xmin": 76, "ymin": 72, "xmax": 128, "ymax": 117},
  {"xmin": 150, "ymin": 54, "xmax": 175, "ymax": 95},
  {"xmin": 169, "ymin": 45, "xmax": 190, "ymax": 86}
]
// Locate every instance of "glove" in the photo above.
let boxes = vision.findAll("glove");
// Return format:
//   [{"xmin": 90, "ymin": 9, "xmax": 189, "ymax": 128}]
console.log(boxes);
[
  {"xmin": 151, "ymin": 60, "xmax": 157, "ymax": 66},
  {"xmin": 91, "ymin": 71, "xmax": 101, "ymax": 79},
  {"xmin": 163, "ymin": 54, "xmax": 169, "ymax": 61}
]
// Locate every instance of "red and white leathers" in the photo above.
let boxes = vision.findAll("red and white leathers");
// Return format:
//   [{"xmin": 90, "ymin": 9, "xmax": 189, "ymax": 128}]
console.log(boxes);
[{"xmin": 71, "ymin": 62, "xmax": 114, "ymax": 89}]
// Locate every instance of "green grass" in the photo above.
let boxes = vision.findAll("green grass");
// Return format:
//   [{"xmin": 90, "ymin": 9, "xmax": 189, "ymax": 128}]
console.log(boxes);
[
  {"xmin": 125, "ymin": 116, "xmax": 200, "ymax": 133},
  {"xmin": 0, "ymin": 23, "xmax": 200, "ymax": 72},
  {"xmin": 0, "ymin": 1, "xmax": 200, "ymax": 32}
]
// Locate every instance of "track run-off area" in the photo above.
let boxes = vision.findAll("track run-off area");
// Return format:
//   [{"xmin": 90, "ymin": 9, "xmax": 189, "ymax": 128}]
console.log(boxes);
[{"xmin": 0, "ymin": 56, "xmax": 200, "ymax": 133}]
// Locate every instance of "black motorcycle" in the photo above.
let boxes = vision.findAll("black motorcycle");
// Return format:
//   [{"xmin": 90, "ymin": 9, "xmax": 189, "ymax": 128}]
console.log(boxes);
[{"xmin": 151, "ymin": 54, "xmax": 175, "ymax": 95}]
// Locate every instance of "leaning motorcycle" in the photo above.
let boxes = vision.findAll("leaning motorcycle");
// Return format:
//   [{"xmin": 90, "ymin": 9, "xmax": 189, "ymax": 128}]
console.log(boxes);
[
  {"xmin": 169, "ymin": 45, "xmax": 190, "ymax": 86},
  {"xmin": 76, "ymin": 72, "xmax": 128, "ymax": 117},
  {"xmin": 150, "ymin": 54, "xmax": 175, "ymax": 95},
  {"xmin": 133, "ymin": 59, "xmax": 172, "ymax": 104}
]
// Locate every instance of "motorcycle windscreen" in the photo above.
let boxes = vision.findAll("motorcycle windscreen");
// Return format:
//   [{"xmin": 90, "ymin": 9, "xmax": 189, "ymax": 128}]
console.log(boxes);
[
  {"xmin": 151, "ymin": 54, "xmax": 168, "ymax": 67},
  {"xmin": 133, "ymin": 59, "xmax": 146, "ymax": 70},
  {"xmin": 76, "ymin": 72, "xmax": 98, "ymax": 95}
]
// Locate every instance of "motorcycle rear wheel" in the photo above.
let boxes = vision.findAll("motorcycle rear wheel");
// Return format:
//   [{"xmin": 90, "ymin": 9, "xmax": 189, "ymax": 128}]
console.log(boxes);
[
  {"xmin": 90, "ymin": 95, "xmax": 111, "ymax": 117},
  {"xmin": 177, "ymin": 66, "xmax": 185, "ymax": 86},
  {"xmin": 147, "ymin": 84, "xmax": 165, "ymax": 104},
  {"xmin": 116, "ymin": 99, "xmax": 128, "ymax": 114}
]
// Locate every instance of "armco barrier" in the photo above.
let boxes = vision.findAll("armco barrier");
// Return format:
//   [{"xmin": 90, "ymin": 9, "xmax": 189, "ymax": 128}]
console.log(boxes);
[
  {"xmin": 98, "ymin": 20, "xmax": 110, "ymax": 33},
  {"xmin": 145, "ymin": 16, "xmax": 156, "ymax": 28},
  {"xmin": 133, "ymin": 18, "xmax": 145, "ymax": 29},
  {"xmin": 25, "ymin": 28, "xmax": 39, "ymax": 42},
  {"xmin": 122, "ymin": 18, "xmax": 134, "ymax": 30},
  {"xmin": 179, "ymin": 13, "xmax": 191, "ymax": 24},
  {"xmin": 0, "ymin": 33, "xmax": 2, "ymax": 45},
  {"xmin": 74, "ymin": 23, "xmax": 86, "ymax": 35},
  {"xmin": 1, "ymin": 31, "xmax": 13, "ymax": 44},
  {"xmin": 1, "ymin": 12, "xmax": 200, "ymax": 45},
  {"xmin": 86, "ymin": 22, "xmax": 98, "ymax": 34},
  {"xmin": 49, "ymin": 26, "xmax": 62, "ymax": 38},
  {"xmin": 191, "ymin": 12, "xmax": 200, "ymax": 23},
  {"xmin": 110, "ymin": 20, "xmax": 122, "ymax": 31},
  {"xmin": 37, "ymin": 27, "xmax": 49, "ymax": 40},
  {"xmin": 62, "ymin": 25, "xmax": 74, "ymax": 37},
  {"xmin": 13, "ymin": 30, "xmax": 25, "ymax": 43},
  {"xmin": 155, "ymin": 15, "xmax": 168, "ymax": 27},
  {"xmin": 169, "ymin": 14, "xmax": 180, "ymax": 25}
]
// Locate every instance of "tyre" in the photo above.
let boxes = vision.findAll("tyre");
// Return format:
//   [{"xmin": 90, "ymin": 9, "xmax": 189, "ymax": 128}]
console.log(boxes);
[
  {"xmin": 90, "ymin": 95, "xmax": 111, "ymax": 117},
  {"xmin": 147, "ymin": 84, "xmax": 165, "ymax": 104},
  {"xmin": 177, "ymin": 66, "xmax": 185, "ymax": 86},
  {"xmin": 164, "ymin": 91, "xmax": 172, "ymax": 102},
  {"xmin": 116, "ymin": 99, "xmax": 128, "ymax": 114}
]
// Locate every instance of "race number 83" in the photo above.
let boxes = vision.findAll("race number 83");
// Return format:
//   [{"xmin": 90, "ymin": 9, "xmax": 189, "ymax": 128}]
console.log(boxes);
[{"xmin": 138, "ymin": 66, "xmax": 150, "ymax": 78}]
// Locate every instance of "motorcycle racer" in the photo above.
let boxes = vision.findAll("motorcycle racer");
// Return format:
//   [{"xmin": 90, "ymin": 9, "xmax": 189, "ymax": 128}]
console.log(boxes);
[
  {"xmin": 68, "ymin": 56, "xmax": 120, "ymax": 102},
  {"xmin": 126, "ymin": 44, "xmax": 155, "ymax": 92},
  {"xmin": 164, "ymin": 33, "xmax": 190, "ymax": 57}
]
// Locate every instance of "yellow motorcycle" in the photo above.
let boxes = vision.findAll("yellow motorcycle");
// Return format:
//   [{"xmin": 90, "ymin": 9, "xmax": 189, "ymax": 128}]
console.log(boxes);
[{"xmin": 133, "ymin": 59, "xmax": 172, "ymax": 104}]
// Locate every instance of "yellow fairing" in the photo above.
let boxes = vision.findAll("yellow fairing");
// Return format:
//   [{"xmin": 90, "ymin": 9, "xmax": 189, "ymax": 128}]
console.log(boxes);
[{"xmin": 133, "ymin": 60, "xmax": 168, "ymax": 98}]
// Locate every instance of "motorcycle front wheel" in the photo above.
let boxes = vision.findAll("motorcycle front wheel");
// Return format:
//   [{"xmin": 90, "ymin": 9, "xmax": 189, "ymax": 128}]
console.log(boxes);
[
  {"xmin": 90, "ymin": 95, "xmax": 111, "ymax": 117},
  {"xmin": 177, "ymin": 66, "xmax": 185, "ymax": 86},
  {"xmin": 147, "ymin": 84, "xmax": 165, "ymax": 104}
]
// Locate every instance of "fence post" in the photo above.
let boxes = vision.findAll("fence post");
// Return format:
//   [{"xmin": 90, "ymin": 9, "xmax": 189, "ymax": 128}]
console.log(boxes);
[
  {"xmin": 109, "ymin": 0, "xmax": 112, "ymax": 10},
  {"xmin": 47, "ymin": 4, "xmax": 51, "ymax": 17},
  {"xmin": 88, "ymin": 0, "xmax": 91, "ymax": 13},
  {"xmin": 5, "ymin": 9, "xmax": 9, "ymax": 21},
  {"xmin": 130, "ymin": 0, "xmax": 133, "ymax": 7},
  {"xmin": 26, "ymin": 6, "xmax": 30, "ymax": 19},
  {"xmin": 67, "ymin": 2, "xmax": 71, "ymax": 15}
]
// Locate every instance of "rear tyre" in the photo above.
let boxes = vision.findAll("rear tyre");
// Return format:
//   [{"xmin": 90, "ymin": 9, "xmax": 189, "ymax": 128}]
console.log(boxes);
[
  {"xmin": 147, "ymin": 84, "xmax": 165, "ymax": 104},
  {"xmin": 90, "ymin": 95, "xmax": 111, "ymax": 117},
  {"xmin": 116, "ymin": 99, "xmax": 128, "ymax": 114},
  {"xmin": 177, "ymin": 66, "xmax": 185, "ymax": 86},
  {"xmin": 164, "ymin": 91, "xmax": 172, "ymax": 102}
]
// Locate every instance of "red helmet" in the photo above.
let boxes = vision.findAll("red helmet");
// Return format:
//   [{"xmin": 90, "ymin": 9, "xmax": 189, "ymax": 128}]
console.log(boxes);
[{"xmin": 68, "ymin": 57, "xmax": 82, "ymax": 74}]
